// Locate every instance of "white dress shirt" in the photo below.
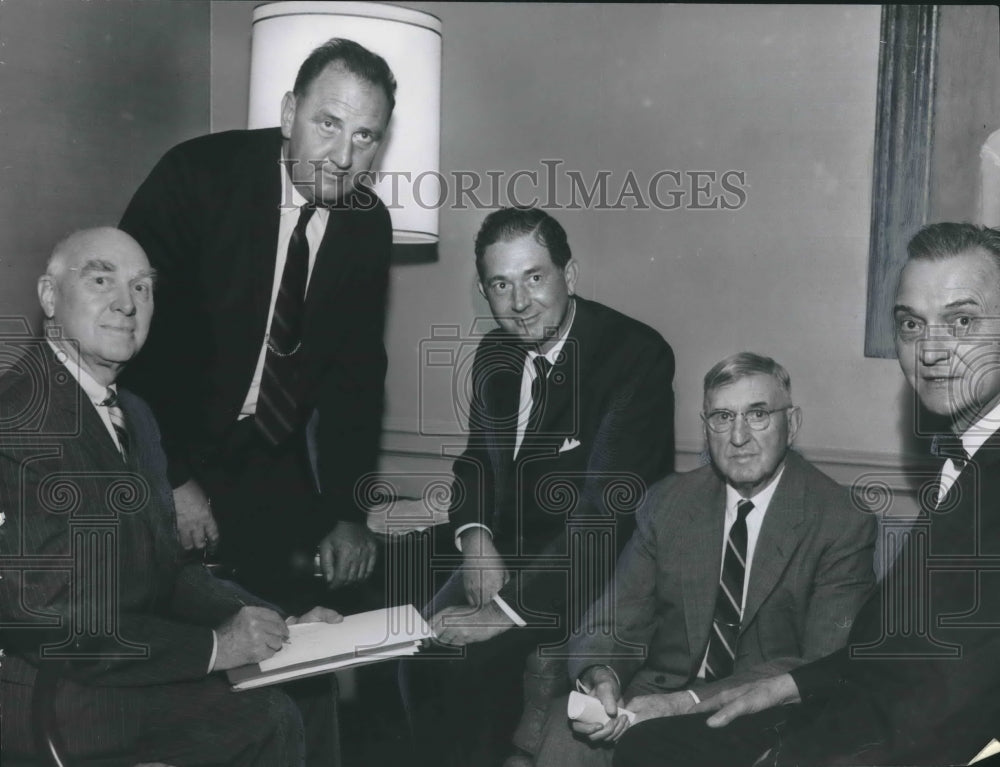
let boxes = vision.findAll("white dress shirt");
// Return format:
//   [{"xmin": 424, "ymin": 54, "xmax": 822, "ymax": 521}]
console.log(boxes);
[
  {"xmin": 936, "ymin": 399, "xmax": 1000, "ymax": 505},
  {"xmin": 239, "ymin": 160, "xmax": 330, "ymax": 419}
]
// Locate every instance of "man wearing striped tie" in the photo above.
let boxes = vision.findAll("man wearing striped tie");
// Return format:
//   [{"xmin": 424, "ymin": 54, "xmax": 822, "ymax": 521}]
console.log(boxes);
[
  {"xmin": 533, "ymin": 352, "xmax": 876, "ymax": 767},
  {"xmin": 0, "ymin": 228, "xmax": 341, "ymax": 764},
  {"xmin": 614, "ymin": 224, "xmax": 1000, "ymax": 767}
]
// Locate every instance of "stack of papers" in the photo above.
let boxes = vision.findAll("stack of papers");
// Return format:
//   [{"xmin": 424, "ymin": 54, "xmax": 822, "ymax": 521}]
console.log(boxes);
[{"xmin": 228, "ymin": 604, "xmax": 434, "ymax": 691}]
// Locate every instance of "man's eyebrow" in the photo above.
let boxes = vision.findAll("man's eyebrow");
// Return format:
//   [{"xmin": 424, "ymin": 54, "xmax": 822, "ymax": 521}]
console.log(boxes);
[
  {"xmin": 134, "ymin": 268, "xmax": 159, "ymax": 283},
  {"xmin": 77, "ymin": 258, "xmax": 116, "ymax": 274},
  {"xmin": 893, "ymin": 303, "xmax": 917, "ymax": 315},
  {"xmin": 942, "ymin": 298, "xmax": 984, "ymax": 311},
  {"xmin": 318, "ymin": 110, "xmax": 344, "ymax": 124}
]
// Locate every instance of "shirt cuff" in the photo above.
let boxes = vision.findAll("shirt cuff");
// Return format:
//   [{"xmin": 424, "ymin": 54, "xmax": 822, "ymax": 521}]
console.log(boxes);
[
  {"xmin": 492, "ymin": 594, "xmax": 526, "ymax": 627},
  {"xmin": 208, "ymin": 629, "xmax": 219, "ymax": 673},
  {"xmin": 454, "ymin": 523, "xmax": 493, "ymax": 552}
]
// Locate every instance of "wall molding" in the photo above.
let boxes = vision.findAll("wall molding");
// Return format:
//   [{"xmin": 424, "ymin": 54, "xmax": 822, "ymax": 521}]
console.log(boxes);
[{"xmin": 379, "ymin": 418, "xmax": 931, "ymax": 515}]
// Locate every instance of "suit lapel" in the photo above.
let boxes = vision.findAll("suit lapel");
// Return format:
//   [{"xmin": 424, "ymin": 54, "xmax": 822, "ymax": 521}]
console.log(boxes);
[
  {"xmin": 740, "ymin": 455, "xmax": 807, "ymax": 632},
  {"xmin": 244, "ymin": 140, "xmax": 284, "ymax": 331},
  {"xmin": 42, "ymin": 347, "xmax": 124, "ymax": 467},
  {"xmin": 681, "ymin": 474, "xmax": 727, "ymax": 668}
]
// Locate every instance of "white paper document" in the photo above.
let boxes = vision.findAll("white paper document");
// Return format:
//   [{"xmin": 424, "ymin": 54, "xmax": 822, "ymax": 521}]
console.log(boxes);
[{"xmin": 228, "ymin": 604, "xmax": 434, "ymax": 691}]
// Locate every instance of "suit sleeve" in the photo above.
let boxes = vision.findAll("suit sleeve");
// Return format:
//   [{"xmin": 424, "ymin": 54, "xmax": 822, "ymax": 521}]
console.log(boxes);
[
  {"xmin": 119, "ymin": 145, "xmax": 210, "ymax": 488},
  {"xmin": 447, "ymin": 340, "xmax": 502, "ymax": 538},
  {"xmin": 313, "ymin": 203, "xmax": 392, "ymax": 529},
  {"xmin": 0, "ymin": 452, "xmax": 218, "ymax": 687},
  {"xmin": 565, "ymin": 480, "xmax": 668, "ymax": 685},
  {"xmin": 692, "ymin": 496, "xmax": 877, "ymax": 701},
  {"xmin": 497, "ymin": 340, "xmax": 675, "ymax": 627}
]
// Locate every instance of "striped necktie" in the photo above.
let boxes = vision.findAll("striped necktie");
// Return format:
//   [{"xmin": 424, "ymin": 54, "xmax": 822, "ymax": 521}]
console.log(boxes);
[
  {"xmin": 256, "ymin": 205, "xmax": 316, "ymax": 446},
  {"xmin": 101, "ymin": 388, "xmax": 129, "ymax": 460},
  {"xmin": 704, "ymin": 499, "xmax": 754, "ymax": 681}
]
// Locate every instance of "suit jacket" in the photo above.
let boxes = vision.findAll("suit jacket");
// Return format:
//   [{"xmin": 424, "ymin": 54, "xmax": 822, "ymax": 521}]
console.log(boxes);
[
  {"xmin": 449, "ymin": 296, "xmax": 675, "ymax": 628},
  {"xmin": 0, "ymin": 344, "xmax": 264, "ymax": 693},
  {"xmin": 782, "ymin": 431, "xmax": 1000, "ymax": 766},
  {"xmin": 119, "ymin": 127, "xmax": 392, "ymax": 527},
  {"xmin": 567, "ymin": 450, "xmax": 877, "ymax": 701}
]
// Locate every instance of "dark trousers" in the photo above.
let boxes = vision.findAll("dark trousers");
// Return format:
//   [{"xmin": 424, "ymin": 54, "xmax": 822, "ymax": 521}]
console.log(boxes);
[
  {"xmin": 194, "ymin": 421, "xmax": 328, "ymax": 614},
  {"xmin": 2, "ymin": 673, "xmax": 303, "ymax": 766},
  {"xmin": 398, "ymin": 568, "xmax": 564, "ymax": 767},
  {"xmin": 612, "ymin": 706, "xmax": 800, "ymax": 767}
]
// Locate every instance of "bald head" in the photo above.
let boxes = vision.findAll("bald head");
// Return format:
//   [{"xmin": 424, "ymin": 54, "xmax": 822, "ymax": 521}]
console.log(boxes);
[{"xmin": 38, "ymin": 227, "xmax": 155, "ymax": 385}]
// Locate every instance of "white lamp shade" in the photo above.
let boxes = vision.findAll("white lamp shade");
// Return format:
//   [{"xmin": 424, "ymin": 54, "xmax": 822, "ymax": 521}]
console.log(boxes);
[{"xmin": 249, "ymin": 1, "xmax": 442, "ymax": 245}]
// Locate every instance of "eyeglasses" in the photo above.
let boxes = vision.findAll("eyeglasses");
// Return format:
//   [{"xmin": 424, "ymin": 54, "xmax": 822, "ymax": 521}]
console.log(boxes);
[{"xmin": 702, "ymin": 406, "xmax": 795, "ymax": 433}]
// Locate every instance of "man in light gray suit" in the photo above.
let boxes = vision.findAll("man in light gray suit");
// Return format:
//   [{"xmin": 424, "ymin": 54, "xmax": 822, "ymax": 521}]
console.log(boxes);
[{"xmin": 533, "ymin": 352, "xmax": 876, "ymax": 767}]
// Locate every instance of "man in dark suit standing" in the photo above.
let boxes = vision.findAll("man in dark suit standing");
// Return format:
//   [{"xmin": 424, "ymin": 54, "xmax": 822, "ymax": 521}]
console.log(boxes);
[
  {"xmin": 532, "ymin": 352, "xmax": 876, "ymax": 767},
  {"xmin": 613, "ymin": 222, "xmax": 1000, "ymax": 767},
  {"xmin": 118, "ymin": 38, "xmax": 395, "ymax": 608},
  {"xmin": 0, "ymin": 228, "xmax": 340, "ymax": 765},
  {"xmin": 400, "ymin": 207, "xmax": 676, "ymax": 766}
]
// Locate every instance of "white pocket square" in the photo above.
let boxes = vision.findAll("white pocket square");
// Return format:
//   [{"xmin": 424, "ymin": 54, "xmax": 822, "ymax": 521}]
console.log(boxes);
[{"xmin": 559, "ymin": 438, "xmax": 581, "ymax": 453}]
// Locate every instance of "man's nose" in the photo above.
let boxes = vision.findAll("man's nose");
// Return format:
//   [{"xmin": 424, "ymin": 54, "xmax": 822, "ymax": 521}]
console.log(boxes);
[
  {"xmin": 729, "ymin": 416, "xmax": 751, "ymax": 445},
  {"xmin": 920, "ymin": 329, "xmax": 952, "ymax": 366},
  {"xmin": 510, "ymin": 283, "xmax": 530, "ymax": 312},
  {"xmin": 919, "ymin": 344, "xmax": 951, "ymax": 367},
  {"xmin": 112, "ymin": 286, "xmax": 136, "ymax": 315},
  {"xmin": 328, "ymin": 135, "xmax": 353, "ymax": 169}
]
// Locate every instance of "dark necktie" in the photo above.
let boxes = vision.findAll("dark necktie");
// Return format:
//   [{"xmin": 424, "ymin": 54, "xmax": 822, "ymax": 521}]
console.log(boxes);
[
  {"xmin": 931, "ymin": 433, "xmax": 969, "ymax": 469},
  {"xmin": 527, "ymin": 355, "xmax": 552, "ymax": 433},
  {"xmin": 101, "ymin": 388, "xmax": 128, "ymax": 460},
  {"xmin": 256, "ymin": 206, "xmax": 316, "ymax": 446},
  {"xmin": 704, "ymin": 499, "xmax": 754, "ymax": 681}
]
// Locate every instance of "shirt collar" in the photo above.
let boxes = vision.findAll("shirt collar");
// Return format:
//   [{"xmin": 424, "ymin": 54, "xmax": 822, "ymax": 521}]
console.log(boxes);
[
  {"xmin": 959, "ymin": 399, "xmax": 1000, "ymax": 460},
  {"xmin": 527, "ymin": 297, "xmax": 576, "ymax": 367},
  {"xmin": 46, "ymin": 338, "xmax": 115, "ymax": 405},
  {"xmin": 279, "ymin": 149, "xmax": 329, "ymax": 223},
  {"xmin": 725, "ymin": 463, "xmax": 786, "ymax": 516}
]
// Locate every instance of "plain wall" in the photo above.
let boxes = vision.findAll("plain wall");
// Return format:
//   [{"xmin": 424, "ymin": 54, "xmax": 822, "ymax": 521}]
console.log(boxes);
[{"xmin": 0, "ymin": 0, "xmax": 210, "ymax": 333}]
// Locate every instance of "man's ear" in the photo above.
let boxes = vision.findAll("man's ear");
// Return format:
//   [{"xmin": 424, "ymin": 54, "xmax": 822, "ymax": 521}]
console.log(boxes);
[
  {"xmin": 280, "ymin": 92, "xmax": 296, "ymax": 140},
  {"xmin": 37, "ymin": 275, "xmax": 56, "ymax": 319},
  {"xmin": 563, "ymin": 259, "xmax": 579, "ymax": 295},
  {"xmin": 786, "ymin": 406, "xmax": 802, "ymax": 445}
]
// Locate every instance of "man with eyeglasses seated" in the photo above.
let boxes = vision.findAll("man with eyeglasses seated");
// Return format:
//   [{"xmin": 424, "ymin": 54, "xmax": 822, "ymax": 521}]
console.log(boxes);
[
  {"xmin": 614, "ymin": 224, "xmax": 1000, "ymax": 767},
  {"xmin": 533, "ymin": 352, "xmax": 876, "ymax": 767}
]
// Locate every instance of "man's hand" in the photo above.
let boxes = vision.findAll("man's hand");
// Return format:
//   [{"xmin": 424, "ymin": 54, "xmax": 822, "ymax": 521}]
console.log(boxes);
[
  {"xmin": 692, "ymin": 674, "xmax": 801, "ymax": 728},
  {"xmin": 213, "ymin": 606, "xmax": 289, "ymax": 671},
  {"xmin": 318, "ymin": 520, "xmax": 378, "ymax": 588},
  {"xmin": 285, "ymin": 606, "xmax": 343, "ymax": 626},
  {"xmin": 572, "ymin": 666, "xmax": 630, "ymax": 743},
  {"xmin": 173, "ymin": 478, "xmax": 219, "ymax": 551},
  {"xmin": 459, "ymin": 528, "xmax": 509, "ymax": 606},
  {"xmin": 627, "ymin": 691, "xmax": 697, "ymax": 724},
  {"xmin": 431, "ymin": 601, "xmax": 513, "ymax": 646}
]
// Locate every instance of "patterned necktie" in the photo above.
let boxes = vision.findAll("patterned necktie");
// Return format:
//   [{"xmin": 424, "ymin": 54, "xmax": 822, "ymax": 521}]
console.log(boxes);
[
  {"xmin": 101, "ymin": 388, "xmax": 129, "ymax": 460},
  {"xmin": 256, "ymin": 205, "xmax": 316, "ymax": 446},
  {"xmin": 704, "ymin": 499, "xmax": 754, "ymax": 681},
  {"xmin": 527, "ymin": 355, "xmax": 552, "ymax": 433}
]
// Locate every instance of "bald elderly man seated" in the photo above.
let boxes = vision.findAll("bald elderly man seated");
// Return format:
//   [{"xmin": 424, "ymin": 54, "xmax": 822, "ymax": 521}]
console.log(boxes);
[{"xmin": 0, "ymin": 228, "xmax": 339, "ymax": 766}]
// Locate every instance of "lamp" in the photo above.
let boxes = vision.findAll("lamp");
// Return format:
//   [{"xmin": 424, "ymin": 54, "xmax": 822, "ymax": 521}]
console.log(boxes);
[{"xmin": 248, "ymin": 1, "xmax": 442, "ymax": 262}]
